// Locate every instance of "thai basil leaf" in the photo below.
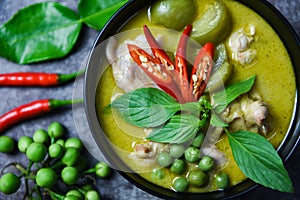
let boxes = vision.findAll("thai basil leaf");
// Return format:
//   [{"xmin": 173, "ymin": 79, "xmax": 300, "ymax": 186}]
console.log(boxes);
[
  {"xmin": 227, "ymin": 130, "xmax": 293, "ymax": 193},
  {"xmin": 111, "ymin": 88, "xmax": 181, "ymax": 128},
  {"xmin": 213, "ymin": 75, "xmax": 256, "ymax": 113},
  {"xmin": 146, "ymin": 114, "xmax": 201, "ymax": 143},
  {"xmin": 0, "ymin": 2, "xmax": 82, "ymax": 64},
  {"xmin": 78, "ymin": 0, "xmax": 128, "ymax": 30}
]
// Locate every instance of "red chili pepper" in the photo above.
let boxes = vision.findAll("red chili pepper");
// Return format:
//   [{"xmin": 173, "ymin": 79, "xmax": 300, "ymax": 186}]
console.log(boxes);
[
  {"xmin": 0, "ymin": 70, "xmax": 84, "ymax": 87},
  {"xmin": 190, "ymin": 42, "xmax": 215, "ymax": 100},
  {"xmin": 175, "ymin": 25, "xmax": 195, "ymax": 102},
  {"xmin": 127, "ymin": 43, "xmax": 184, "ymax": 102},
  {"xmin": 128, "ymin": 25, "xmax": 215, "ymax": 103},
  {"xmin": 143, "ymin": 25, "xmax": 175, "ymax": 71},
  {"xmin": 0, "ymin": 99, "xmax": 83, "ymax": 133}
]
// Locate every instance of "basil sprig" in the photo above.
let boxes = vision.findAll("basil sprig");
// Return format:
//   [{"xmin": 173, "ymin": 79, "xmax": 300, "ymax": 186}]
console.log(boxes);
[
  {"xmin": 227, "ymin": 130, "xmax": 293, "ymax": 193},
  {"xmin": 109, "ymin": 75, "xmax": 294, "ymax": 193}
]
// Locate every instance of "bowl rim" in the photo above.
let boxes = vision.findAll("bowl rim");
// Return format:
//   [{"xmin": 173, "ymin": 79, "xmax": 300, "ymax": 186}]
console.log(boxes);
[{"xmin": 84, "ymin": 0, "xmax": 300, "ymax": 199}]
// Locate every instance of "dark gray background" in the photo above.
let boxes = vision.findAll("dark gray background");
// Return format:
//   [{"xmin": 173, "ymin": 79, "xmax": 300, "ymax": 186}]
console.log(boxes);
[{"xmin": 0, "ymin": 0, "xmax": 299, "ymax": 199}]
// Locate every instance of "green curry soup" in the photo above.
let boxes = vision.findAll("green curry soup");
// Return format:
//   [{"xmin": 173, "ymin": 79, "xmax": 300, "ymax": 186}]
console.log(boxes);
[{"xmin": 95, "ymin": 0, "xmax": 295, "ymax": 193}]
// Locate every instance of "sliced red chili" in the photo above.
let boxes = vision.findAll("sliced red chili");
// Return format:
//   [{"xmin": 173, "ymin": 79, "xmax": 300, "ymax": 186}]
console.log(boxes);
[
  {"xmin": 0, "ymin": 99, "xmax": 82, "ymax": 134},
  {"xmin": 190, "ymin": 42, "xmax": 215, "ymax": 100},
  {"xmin": 128, "ymin": 25, "xmax": 215, "ymax": 103},
  {"xmin": 127, "ymin": 44, "xmax": 183, "ymax": 102},
  {"xmin": 143, "ymin": 25, "xmax": 175, "ymax": 71},
  {"xmin": 174, "ymin": 24, "xmax": 195, "ymax": 102}
]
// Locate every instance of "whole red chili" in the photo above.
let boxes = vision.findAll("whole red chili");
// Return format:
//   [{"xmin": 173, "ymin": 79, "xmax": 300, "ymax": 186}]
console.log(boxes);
[
  {"xmin": 0, "ymin": 99, "xmax": 83, "ymax": 133},
  {"xmin": 0, "ymin": 70, "xmax": 84, "ymax": 87}
]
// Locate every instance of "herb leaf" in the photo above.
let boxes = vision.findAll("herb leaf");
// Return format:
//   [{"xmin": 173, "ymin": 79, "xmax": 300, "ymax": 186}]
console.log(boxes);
[
  {"xmin": 111, "ymin": 88, "xmax": 181, "ymax": 128},
  {"xmin": 227, "ymin": 130, "xmax": 294, "ymax": 193},
  {"xmin": 0, "ymin": 2, "xmax": 82, "ymax": 64},
  {"xmin": 146, "ymin": 114, "xmax": 201, "ymax": 143},
  {"xmin": 78, "ymin": 0, "xmax": 128, "ymax": 30},
  {"xmin": 213, "ymin": 75, "xmax": 256, "ymax": 113}
]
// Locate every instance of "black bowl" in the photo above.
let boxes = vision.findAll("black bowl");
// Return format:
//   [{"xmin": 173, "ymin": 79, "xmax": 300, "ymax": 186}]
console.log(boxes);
[{"xmin": 84, "ymin": 0, "xmax": 300, "ymax": 199}]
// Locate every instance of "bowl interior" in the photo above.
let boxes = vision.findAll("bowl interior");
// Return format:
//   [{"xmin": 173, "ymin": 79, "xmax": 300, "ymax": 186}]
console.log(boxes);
[{"xmin": 84, "ymin": 0, "xmax": 300, "ymax": 199}]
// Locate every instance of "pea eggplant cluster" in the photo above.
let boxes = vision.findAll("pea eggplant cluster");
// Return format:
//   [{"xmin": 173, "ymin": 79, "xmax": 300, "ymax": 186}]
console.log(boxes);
[
  {"xmin": 0, "ymin": 121, "xmax": 111, "ymax": 200},
  {"xmin": 153, "ymin": 132, "xmax": 229, "ymax": 192}
]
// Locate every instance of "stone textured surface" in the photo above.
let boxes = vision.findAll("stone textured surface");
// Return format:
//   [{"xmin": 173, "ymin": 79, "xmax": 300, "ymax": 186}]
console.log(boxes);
[{"xmin": 0, "ymin": 0, "xmax": 299, "ymax": 199}]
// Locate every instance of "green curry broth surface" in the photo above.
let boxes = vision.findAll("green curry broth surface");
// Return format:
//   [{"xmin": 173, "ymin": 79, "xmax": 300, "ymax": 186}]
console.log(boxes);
[{"xmin": 95, "ymin": 0, "xmax": 296, "ymax": 193}]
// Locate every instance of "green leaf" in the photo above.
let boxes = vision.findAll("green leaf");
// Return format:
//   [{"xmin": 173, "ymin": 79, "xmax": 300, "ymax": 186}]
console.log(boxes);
[
  {"xmin": 0, "ymin": 2, "xmax": 82, "ymax": 64},
  {"xmin": 213, "ymin": 75, "xmax": 256, "ymax": 113},
  {"xmin": 146, "ymin": 114, "xmax": 201, "ymax": 143},
  {"xmin": 227, "ymin": 130, "xmax": 293, "ymax": 193},
  {"xmin": 78, "ymin": 0, "xmax": 128, "ymax": 30},
  {"xmin": 111, "ymin": 88, "xmax": 181, "ymax": 128}
]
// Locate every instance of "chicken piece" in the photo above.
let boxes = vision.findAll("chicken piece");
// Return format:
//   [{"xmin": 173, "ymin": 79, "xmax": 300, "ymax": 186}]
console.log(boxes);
[
  {"xmin": 129, "ymin": 141, "xmax": 166, "ymax": 167},
  {"xmin": 229, "ymin": 25, "xmax": 257, "ymax": 65},
  {"xmin": 221, "ymin": 92, "xmax": 268, "ymax": 134},
  {"xmin": 106, "ymin": 35, "xmax": 161, "ymax": 92}
]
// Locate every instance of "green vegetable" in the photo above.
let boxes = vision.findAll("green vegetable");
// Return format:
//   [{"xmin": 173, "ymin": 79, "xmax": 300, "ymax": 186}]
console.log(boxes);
[
  {"xmin": 191, "ymin": 132, "xmax": 205, "ymax": 148},
  {"xmin": 172, "ymin": 177, "xmax": 189, "ymax": 192},
  {"xmin": 213, "ymin": 75, "xmax": 256, "ymax": 113},
  {"xmin": 0, "ymin": 136, "xmax": 14, "ymax": 153},
  {"xmin": 0, "ymin": 2, "xmax": 81, "ymax": 64},
  {"xmin": 64, "ymin": 195, "xmax": 82, "ymax": 200},
  {"xmin": 36, "ymin": 168, "xmax": 57, "ymax": 188},
  {"xmin": 66, "ymin": 190, "xmax": 84, "ymax": 199},
  {"xmin": 61, "ymin": 166, "xmax": 79, "ymax": 185},
  {"xmin": 169, "ymin": 144, "xmax": 186, "ymax": 158},
  {"xmin": 85, "ymin": 190, "xmax": 101, "ymax": 200},
  {"xmin": 33, "ymin": 129, "xmax": 50, "ymax": 144},
  {"xmin": 198, "ymin": 156, "xmax": 214, "ymax": 171},
  {"xmin": 78, "ymin": 0, "xmax": 128, "ymax": 30},
  {"xmin": 184, "ymin": 146, "xmax": 200, "ymax": 163},
  {"xmin": 95, "ymin": 162, "xmax": 111, "ymax": 178},
  {"xmin": 149, "ymin": 0, "xmax": 196, "ymax": 31},
  {"xmin": 17, "ymin": 135, "xmax": 33, "ymax": 153},
  {"xmin": 0, "ymin": 173, "xmax": 20, "ymax": 194},
  {"xmin": 111, "ymin": 88, "xmax": 202, "ymax": 128},
  {"xmin": 214, "ymin": 172, "xmax": 229, "ymax": 189},
  {"xmin": 48, "ymin": 143, "xmax": 64, "ymax": 158},
  {"xmin": 26, "ymin": 142, "xmax": 47, "ymax": 162},
  {"xmin": 191, "ymin": 0, "xmax": 230, "ymax": 44},
  {"xmin": 170, "ymin": 159, "xmax": 186, "ymax": 175},
  {"xmin": 188, "ymin": 170, "xmax": 209, "ymax": 187},
  {"xmin": 56, "ymin": 139, "xmax": 65, "ymax": 148},
  {"xmin": 65, "ymin": 137, "xmax": 83, "ymax": 151},
  {"xmin": 48, "ymin": 121, "xmax": 66, "ymax": 139},
  {"xmin": 157, "ymin": 152, "xmax": 173, "ymax": 167},
  {"xmin": 61, "ymin": 147, "xmax": 80, "ymax": 166},
  {"xmin": 152, "ymin": 168, "xmax": 165, "ymax": 180},
  {"xmin": 227, "ymin": 130, "xmax": 293, "ymax": 193}
]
